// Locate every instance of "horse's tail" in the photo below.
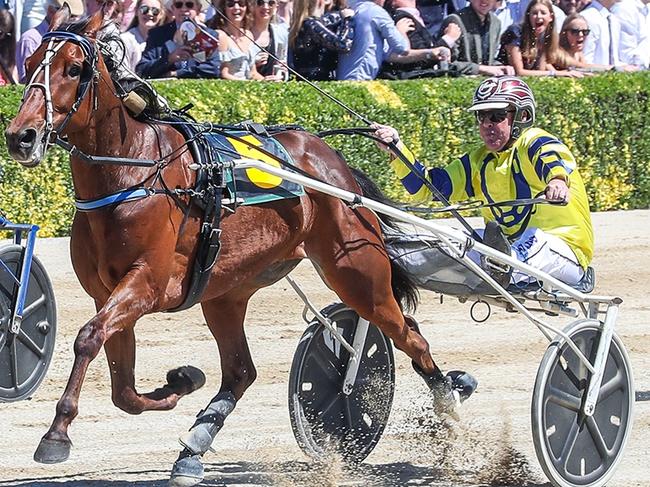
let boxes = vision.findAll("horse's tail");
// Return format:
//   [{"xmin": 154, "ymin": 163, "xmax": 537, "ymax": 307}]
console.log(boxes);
[{"xmin": 350, "ymin": 166, "xmax": 420, "ymax": 313}]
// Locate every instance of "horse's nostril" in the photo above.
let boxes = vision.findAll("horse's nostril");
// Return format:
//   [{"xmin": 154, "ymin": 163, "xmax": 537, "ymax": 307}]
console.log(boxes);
[{"xmin": 19, "ymin": 128, "xmax": 38, "ymax": 148}]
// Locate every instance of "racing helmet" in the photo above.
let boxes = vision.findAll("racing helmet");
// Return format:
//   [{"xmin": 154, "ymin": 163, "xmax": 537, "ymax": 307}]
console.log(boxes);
[{"xmin": 468, "ymin": 76, "xmax": 536, "ymax": 140}]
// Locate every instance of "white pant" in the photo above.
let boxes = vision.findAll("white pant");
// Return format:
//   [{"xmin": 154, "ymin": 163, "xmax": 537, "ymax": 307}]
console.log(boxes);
[
  {"xmin": 510, "ymin": 228, "xmax": 584, "ymax": 285},
  {"xmin": 471, "ymin": 227, "xmax": 585, "ymax": 286}
]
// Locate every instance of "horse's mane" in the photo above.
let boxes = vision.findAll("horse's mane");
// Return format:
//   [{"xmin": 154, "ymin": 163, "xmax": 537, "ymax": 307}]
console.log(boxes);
[
  {"xmin": 58, "ymin": 17, "xmax": 93, "ymax": 35},
  {"xmin": 66, "ymin": 19, "xmax": 127, "ymax": 77},
  {"xmin": 56, "ymin": 17, "xmax": 163, "ymax": 117}
]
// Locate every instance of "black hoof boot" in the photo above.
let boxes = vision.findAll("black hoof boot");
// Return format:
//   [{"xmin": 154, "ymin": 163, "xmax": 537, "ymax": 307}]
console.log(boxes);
[
  {"xmin": 446, "ymin": 370, "xmax": 478, "ymax": 403},
  {"xmin": 481, "ymin": 221, "xmax": 512, "ymax": 287},
  {"xmin": 166, "ymin": 365, "xmax": 206, "ymax": 395},
  {"xmin": 169, "ymin": 449, "xmax": 204, "ymax": 487},
  {"xmin": 413, "ymin": 362, "xmax": 478, "ymax": 420}
]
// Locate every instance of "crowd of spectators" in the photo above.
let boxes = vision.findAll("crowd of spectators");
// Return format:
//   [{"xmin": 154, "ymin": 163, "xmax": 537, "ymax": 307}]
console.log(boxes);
[{"xmin": 0, "ymin": 0, "xmax": 648, "ymax": 86}]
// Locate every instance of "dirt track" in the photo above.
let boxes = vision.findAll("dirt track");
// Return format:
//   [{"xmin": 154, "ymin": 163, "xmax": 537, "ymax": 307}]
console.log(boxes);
[{"xmin": 1, "ymin": 210, "xmax": 649, "ymax": 487}]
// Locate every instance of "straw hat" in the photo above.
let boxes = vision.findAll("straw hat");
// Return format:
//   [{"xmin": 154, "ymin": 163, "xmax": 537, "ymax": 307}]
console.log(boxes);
[
  {"xmin": 52, "ymin": 0, "xmax": 85, "ymax": 16},
  {"xmin": 165, "ymin": 0, "xmax": 210, "ymax": 10}
]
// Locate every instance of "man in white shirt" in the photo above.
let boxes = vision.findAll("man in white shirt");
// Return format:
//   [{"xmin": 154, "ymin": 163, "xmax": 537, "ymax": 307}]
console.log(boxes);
[
  {"xmin": 581, "ymin": 0, "xmax": 622, "ymax": 65},
  {"xmin": 612, "ymin": 0, "xmax": 650, "ymax": 67}
]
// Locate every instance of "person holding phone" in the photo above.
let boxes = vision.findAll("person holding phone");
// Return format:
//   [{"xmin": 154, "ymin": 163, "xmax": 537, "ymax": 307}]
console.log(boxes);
[{"xmin": 137, "ymin": 0, "xmax": 221, "ymax": 78}]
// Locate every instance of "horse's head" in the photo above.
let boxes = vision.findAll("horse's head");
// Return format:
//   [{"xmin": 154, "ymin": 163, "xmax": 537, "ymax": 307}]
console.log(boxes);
[{"xmin": 5, "ymin": 7, "xmax": 105, "ymax": 166}]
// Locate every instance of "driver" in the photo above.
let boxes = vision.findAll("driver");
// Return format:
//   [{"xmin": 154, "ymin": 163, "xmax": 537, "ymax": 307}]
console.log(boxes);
[{"xmin": 373, "ymin": 75, "xmax": 593, "ymax": 287}]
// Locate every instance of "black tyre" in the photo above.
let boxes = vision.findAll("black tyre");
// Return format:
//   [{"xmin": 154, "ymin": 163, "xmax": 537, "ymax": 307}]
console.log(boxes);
[
  {"xmin": 288, "ymin": 303, "xmax": 395, "ymax": 463},
  {"xmin": 532, "ymin": 319, "xmax": 634, "ymax": 487},
  {"xmin": 0, "ymin": 245, "xmax": 57, "ymax": 402}
]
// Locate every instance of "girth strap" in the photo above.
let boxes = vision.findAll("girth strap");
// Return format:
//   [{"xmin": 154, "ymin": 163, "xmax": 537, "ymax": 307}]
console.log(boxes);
[{"xmin": 75, "ymin": 188, "xmax": 151, "ymax": 211}]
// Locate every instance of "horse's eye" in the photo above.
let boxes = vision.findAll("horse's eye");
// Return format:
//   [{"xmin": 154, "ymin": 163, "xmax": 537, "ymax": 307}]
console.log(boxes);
[{"xmin": 68, "ymin": 64, "xmax": 82, "ymax": 78}]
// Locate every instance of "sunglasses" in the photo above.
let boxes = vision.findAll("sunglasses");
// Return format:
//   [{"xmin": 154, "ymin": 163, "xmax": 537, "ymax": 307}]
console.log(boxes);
[
  {"xmin": 567, "ymin": 28, "xmax": 590, "ymax": 36},
  {"xmin": 226, "ymin": 0, "xmax": 245, "ymax": 6},
  {"xmin": 256, "ymin": 0, "xmax": 276, "ymax": 6},
  {"xmin": 139, "ymin": 5, "xmax": 161, "ymax": 15},
  {"xmin": 174, "ymin": 1, "xmax": 196, "ymax": 8},
  {"xmin": 475, "ymin": 109, "xmax": 514, "ymax": 124}
]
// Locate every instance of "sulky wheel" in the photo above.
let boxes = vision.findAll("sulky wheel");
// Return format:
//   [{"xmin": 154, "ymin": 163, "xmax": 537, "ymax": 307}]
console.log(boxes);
[
  {"xmin": 288, "ymin": 302, "xmax": 395, "ymax": 463},
  {"xmin": 532, "ymin": 319, "xmax": 634, "ymax": 487},
  {"xmin": 0, "ymin": 245, "xmax": 57, "ymax": 402}
]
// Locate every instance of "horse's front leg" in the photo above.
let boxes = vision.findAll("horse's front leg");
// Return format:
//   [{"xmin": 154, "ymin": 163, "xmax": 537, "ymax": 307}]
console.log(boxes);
[
  {"xmin": 169, "ymin": 290, "xmax": 257, "ymax": 487},
  {"xmin": 33, "ymin": 269, "xmax": 159, "ymax": 464},
  {"xmin": 103, "ymin": 326, "xmax": 206, "ymax": 415}
]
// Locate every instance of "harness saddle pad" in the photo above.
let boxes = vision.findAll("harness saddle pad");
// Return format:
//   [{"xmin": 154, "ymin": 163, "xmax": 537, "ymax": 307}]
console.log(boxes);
[{"xmin": 203, "ymin": 130, "xmax": 305, "ymax": 205}]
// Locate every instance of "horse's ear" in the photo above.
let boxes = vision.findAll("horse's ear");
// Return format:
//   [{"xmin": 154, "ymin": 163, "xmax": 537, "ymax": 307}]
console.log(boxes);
[
  {"xmin": 49, "ymin": 3, "xmax": 71, "ymax": 31},
  {"xmin": 82, "ymin": 10, "xmax": 105, "ymax": 37}
]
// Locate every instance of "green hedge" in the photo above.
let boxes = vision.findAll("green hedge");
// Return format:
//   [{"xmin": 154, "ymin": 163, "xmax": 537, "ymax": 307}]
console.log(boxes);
[{"xmin": 1, "ymin": 73, "xmax": 649, "ymax": 236}]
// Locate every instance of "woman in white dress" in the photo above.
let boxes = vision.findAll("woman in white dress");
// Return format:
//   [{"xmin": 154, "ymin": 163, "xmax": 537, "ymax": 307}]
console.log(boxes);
[
  {"xmin": 120, "ymin": 0, "xmax": 165, "ymax": 71},
  {"xmin": 209, "ymin": 0, "xmax": 264, "ymax": 79}
]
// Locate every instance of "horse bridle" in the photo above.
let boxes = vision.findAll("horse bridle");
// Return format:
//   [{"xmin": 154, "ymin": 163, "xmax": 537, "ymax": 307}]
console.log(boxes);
[{"xmin": 22, "ymin": 31, "xmax": 100, "ymax": 160}]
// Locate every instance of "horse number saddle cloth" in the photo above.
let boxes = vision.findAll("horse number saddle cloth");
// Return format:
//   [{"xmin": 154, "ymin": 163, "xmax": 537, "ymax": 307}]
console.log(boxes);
[{"xmin": 203, "ymin": 130, "xmax": 305, "ymax": 206}]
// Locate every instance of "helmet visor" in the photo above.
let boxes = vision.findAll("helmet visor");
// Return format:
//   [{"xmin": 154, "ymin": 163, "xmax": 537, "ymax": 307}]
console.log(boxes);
[{"xmin": 468, "ymin": 101, "xmax": 511, "ymax": 112}]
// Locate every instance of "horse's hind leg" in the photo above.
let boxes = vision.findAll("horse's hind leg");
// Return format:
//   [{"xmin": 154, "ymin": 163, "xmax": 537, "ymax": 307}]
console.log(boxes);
[
  {"xmin": 306, "ymin": 210, "xmax": 436, "ymax": 371},
  {"xmin": 306, "ymin": 205, "xmax": 476, "ymax": 414},
  {"xmin": 169, "ymin": 289, "xmax": 257, "ymax": 487}
]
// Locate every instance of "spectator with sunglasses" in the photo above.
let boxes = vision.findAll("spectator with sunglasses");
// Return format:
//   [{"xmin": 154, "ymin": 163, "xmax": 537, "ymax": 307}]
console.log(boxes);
[
  {"xmin": 558, "ymin": 14, "xmax": 591, "ymax": 64},
  {"xmin": 498, "ymin": 0, "xmax": 584, "ymax": 76},
  {"xmin": 137, "ymin": 0, "xmax": 222, "ymax": 78},
  {"xmin": 121, "ymin": 0, "xmax": 165, "ymax": 70},
  {"xmin": 373, "ymin": 76, "xmax": 594, "ymax": 287},
  {"xmin": 209, "ymin": 0, "xmax": 268, "ymax": 80},
  {"xmin": 556, "ymin": 13, "xmax": 612, "ymax": 70},
  {"xmin": 250, "ymin": 0, "xmax": 288, "ymax": 78}
]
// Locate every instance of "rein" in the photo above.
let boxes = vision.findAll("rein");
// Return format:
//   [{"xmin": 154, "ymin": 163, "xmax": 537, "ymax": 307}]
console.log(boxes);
[
  {"xmin": 211, "ymin": 12, "xmax": 484, "ymax": 241},
  {"xmin": 29, "ymin": 26, "xmax": 559, "ymax": 224}
]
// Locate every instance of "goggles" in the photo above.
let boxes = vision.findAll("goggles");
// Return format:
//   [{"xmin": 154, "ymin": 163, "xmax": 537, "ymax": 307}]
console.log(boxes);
[{"xmin": 475, "ymin": 109, "xmax": 514, "ymax": 124}]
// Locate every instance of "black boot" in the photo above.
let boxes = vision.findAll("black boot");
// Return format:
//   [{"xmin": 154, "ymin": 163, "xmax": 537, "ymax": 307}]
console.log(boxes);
[
  {"xmin": 480, "ymin": 221, "xmax": 512, "ymax": 288},
  {"xmin": 412, "ymin": 362, "xmax": 478, "ymax": 420}
]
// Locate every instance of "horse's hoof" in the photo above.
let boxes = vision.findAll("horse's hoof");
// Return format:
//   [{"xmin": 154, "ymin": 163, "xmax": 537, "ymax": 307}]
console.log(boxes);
[
  {"xmin": 167, "ymin": 365, "xmax": 206, "ymax": 395},
  {"xmin": 34, "ymin": 437, "xmax": 71, "ymax": 464},
  {"xmin": 169, "ymin": 453, "xmax": 204, "ymax": 487}
]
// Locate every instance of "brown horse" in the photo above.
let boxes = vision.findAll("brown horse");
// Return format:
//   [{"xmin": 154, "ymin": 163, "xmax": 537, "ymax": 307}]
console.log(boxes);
[{"xmin": 5, "ymin": 7, "xmax": 469, "ymax": 486}]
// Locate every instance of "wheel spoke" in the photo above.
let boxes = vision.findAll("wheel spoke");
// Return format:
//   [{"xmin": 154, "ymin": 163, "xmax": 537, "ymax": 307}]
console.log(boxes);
[
  {"xmin": 558, "ymin": 418, "xmax": 581, "ymax": 467},
  {"xmin": 568, "ymin": 335, "xmax": 591, "ymax": 385},
  {"xmin": 548, "ymin": 385, "xmax": 582, "ymax": 412},
  {"xmin": 0, "ymin": 282, "xmax": 14, "ymax": 301},
  {"xmin": 343, "ymin": 396, "xmax": 354, "ymax": 431},
  {"xmin": 21, "ymin": 293, "xmax": 47, "ymax": 319},
  {"xmin": 558, "ymin": 351, "xmax": 586, "ymax": 391},
  {"xmin": 18, "ymin": 327, "xmax": 45, "ymax": 358},
  {"xmin": 318, "ymin": 392, "xmax": 342, "ymax": 420},
  {"xmin": 9, "ymin": 337, "xmax": 18, "ymax": 389},
  {"xmin": 586, "ymin": 416, "xmax": 611, "ymax": 461},
  {"xmin": 310, "ymin": 350, "xmax": 343, "ymax": 386},
  {"xmin": 598, "ymin": 370, "xmax": 625, "ymax": 402}
]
